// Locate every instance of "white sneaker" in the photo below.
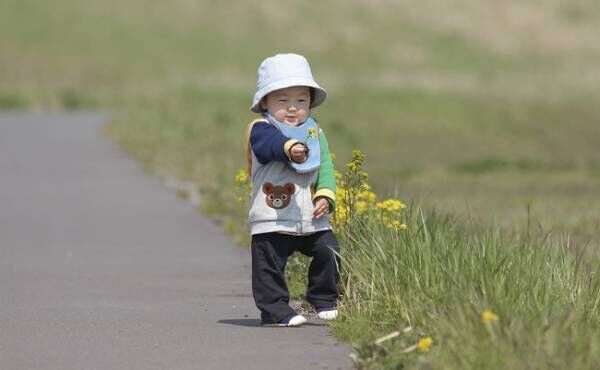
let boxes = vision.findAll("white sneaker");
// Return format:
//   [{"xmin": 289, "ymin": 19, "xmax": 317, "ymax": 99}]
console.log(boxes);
[
  {"xmin": 261, "ymin": 314, "xmax": 307, "ymax": 327},
  {"xmin": 286, "ymin": 315, "xmax": 308, "ymax": 327},
  {"xmin": 317, "ymin": 309, "xmax": 338, "ymax": 321}
]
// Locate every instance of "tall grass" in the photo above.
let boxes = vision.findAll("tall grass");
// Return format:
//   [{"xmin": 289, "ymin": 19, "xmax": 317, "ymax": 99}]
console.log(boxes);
[
  {"xmin": 334, "ymin": 209, "xmax": 600, "ymax": 369},
  {"xmin": 315, "ymin": 154, "xmax": 600, "ymax": 369}
]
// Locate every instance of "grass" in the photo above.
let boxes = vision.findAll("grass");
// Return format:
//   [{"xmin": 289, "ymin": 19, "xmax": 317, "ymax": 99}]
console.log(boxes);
[
  {"xmin": 281, "ymin": 154, "xmax": 600, "ymax": 369},
  {"xmin": 3, "ymin": 0, "xmax": 600, "ymax": 368},
  {"xmin": 333, "ymin": 209, "xmax": 600, "ymax": 369}
]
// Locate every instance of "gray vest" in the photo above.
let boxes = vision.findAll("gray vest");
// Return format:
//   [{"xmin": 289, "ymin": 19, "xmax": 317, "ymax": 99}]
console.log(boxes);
[{"xmin": 248, "ymin": 119, "xmax": 331, "ymax": 235}]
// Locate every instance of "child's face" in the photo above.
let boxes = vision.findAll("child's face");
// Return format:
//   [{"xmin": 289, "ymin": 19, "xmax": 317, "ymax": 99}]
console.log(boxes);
[{"xmin": 260, "ymin": 86, "xmax": 311, "ymax": 126}]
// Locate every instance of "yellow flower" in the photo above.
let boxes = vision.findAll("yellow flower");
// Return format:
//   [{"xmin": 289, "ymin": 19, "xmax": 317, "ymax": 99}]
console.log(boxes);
[
  {"xmin": 307, "ymin": 127, "xmax": 318, "ymax": 138},
  {"xmin": 389, "ymin": 220, "xmax": 407, "ymax": 231},
  {"xmin": 357, "ymin": 188, "xmax": 377, "ymax": 211},
  {"xmin": 481, "ymin": 310, "xmax": 500, "ymax": 324},
  {"xmin": 377, "ymin": 199, "xmax": 406, "ymax": 212},
  {"xmin": 234, "ymin": 169, "xmax": 249, "ymax": 184},
  {"xmin": 417, "ymin": 337, "xmax": 433, "ymax": 352},
  {"xmin": 355, "ymin": 201, "xmax": 369, "ymax": 214},
  {"xmin": 351, "ymin": 149, "xmax": 365, "ymax": 162}
]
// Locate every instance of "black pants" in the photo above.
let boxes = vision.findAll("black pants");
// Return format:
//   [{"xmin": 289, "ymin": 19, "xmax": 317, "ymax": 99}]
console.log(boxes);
[{"xmin": 251, "ymin": 230, "xmax": 340, "ymax": 323}]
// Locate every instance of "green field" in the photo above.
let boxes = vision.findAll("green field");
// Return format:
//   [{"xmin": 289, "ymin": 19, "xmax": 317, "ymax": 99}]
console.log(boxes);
[
  {"xmin": 3, "ymin": 0, "xmax": 600, "ymax": 368},
  {"xmin": 2, "ymin": 0, "xmax": 598, "ymax": 245}
]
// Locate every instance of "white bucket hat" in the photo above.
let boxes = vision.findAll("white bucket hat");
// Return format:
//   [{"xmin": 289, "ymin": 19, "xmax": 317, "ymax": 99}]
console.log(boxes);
[{"xmin": 251, "ymin": 53, "xmax": 327, "ymax": 113}]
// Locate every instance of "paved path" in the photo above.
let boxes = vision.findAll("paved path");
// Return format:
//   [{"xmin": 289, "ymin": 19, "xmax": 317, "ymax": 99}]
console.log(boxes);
[{"xmin": 0, "ymin": 112, "xmax": 351, "ymax": 370}]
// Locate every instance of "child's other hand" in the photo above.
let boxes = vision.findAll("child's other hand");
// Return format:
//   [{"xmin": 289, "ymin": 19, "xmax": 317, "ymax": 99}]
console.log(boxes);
[
  {"xmin": 313, "ymin": 198, "xmax": 329, "ymax": 219},
  {"xmin": 290, "ymin": 144, "xmax": 308, "ymax": 163}
]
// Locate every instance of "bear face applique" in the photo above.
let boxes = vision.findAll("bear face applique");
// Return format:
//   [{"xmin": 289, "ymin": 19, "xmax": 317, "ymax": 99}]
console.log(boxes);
[{"xmin": 262, "ymin": 182, "xmax": 295, "ymax": 209}]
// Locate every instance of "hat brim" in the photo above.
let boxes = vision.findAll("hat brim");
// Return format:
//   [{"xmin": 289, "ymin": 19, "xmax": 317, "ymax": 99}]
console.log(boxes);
[{"xmin": 250, "ymin": 77, "xmax": 327, "ymax": 113}]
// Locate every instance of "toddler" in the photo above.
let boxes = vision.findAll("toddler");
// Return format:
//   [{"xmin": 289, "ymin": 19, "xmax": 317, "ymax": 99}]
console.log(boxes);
[{"xmin": 246, "ymin": 53, "xmax": 339, "ymax": 327}]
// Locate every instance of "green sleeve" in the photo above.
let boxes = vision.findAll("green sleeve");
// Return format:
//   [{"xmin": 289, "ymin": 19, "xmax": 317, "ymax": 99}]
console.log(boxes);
[{"xmin": 314, "ymin": 130, "xmax": 336, "ymax": 211}]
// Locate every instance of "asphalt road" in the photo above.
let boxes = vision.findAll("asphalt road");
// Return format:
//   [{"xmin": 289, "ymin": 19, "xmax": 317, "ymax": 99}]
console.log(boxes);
[{"xmin": 0, "ymin": 112, "xmax": 351, "ymax": 370}]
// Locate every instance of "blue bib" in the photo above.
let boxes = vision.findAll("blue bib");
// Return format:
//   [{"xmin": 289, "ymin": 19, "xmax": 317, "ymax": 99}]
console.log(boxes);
[{"xmin": 264, "ymin": 114, "xmax": 321, "ymax": 173}]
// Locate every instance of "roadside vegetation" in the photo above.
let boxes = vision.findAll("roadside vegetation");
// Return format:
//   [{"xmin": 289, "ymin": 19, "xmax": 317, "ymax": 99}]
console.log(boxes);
[{"xmin": 3, "ymin": 0, "xmax": 600, "ymax": 368}]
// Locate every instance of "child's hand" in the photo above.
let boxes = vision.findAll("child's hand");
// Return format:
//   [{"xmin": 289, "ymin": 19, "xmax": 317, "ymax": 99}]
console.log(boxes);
[
  {"xmin": 313, "ymin": 198, "xmax": 329, "ymax": 219},
  {"xmin": 290, "ymin": 143, "xmax": 308, "ymax": 163}
]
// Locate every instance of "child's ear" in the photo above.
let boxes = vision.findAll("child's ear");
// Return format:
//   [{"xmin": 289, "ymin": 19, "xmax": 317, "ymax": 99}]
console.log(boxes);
[{"xmin": 259, "ymin": 99, "xmax": 267, "ymax": 112}]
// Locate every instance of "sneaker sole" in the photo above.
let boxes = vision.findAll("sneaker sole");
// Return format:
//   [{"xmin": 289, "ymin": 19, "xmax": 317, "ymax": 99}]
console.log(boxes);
[{"xmin": 261, "ymin": 315, "xmax": 307, "ymax": 327}]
